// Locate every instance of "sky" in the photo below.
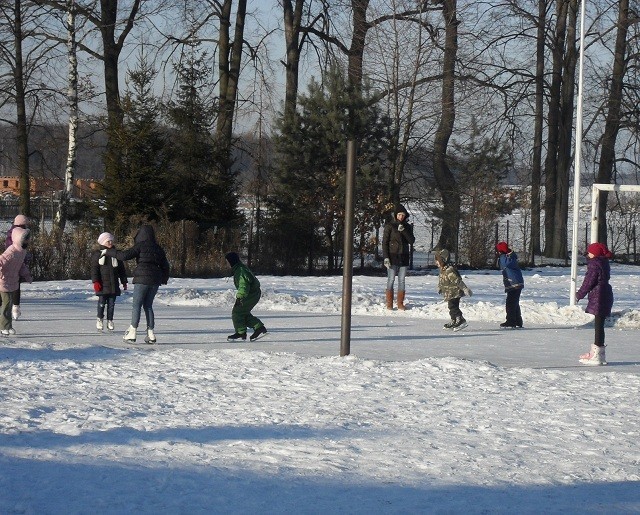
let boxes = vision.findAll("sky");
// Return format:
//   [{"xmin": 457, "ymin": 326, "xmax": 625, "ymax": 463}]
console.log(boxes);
[{"xmin": 1, "ymin": 264, "xmax": 639, "ymax": 514}]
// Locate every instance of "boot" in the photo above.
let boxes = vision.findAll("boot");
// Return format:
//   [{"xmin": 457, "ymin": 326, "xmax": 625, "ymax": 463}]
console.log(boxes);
[
  {"xmin": 452, "ymin": 316, "xmax": 468, "ymax": 331},
  {"xmin": 250, "ymin": 326, "xmax": 267, "ymax": 341},
  {"xmin": 397, "ymin": 291, "xmax": 406, "ymax": 311},
  {"xmin": 145, "ymin": 328, "xmax": 156, "ymax": 344},
  {"xmin": 385, "ymin": 289, "xmax": 394, "ymax": 310},
  {"xmin": 123, "ymin": 325, "xmax": 137, "ymax": 342},
  {"xmin": 579, "ymin": 344, "xmax": 607, "ymax": 366},
  {"xmin": 96, "ymin": 318, "xmax": 104, "ymax": 331},
  {"xmin": 443, "ymin": 319, "xmax": 456, "ymax": 329}
]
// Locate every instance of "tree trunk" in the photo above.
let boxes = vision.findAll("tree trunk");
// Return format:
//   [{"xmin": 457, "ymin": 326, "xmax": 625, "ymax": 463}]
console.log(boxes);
[
  {"xmin": 13, "ymin": 0, "xmax": 31, "ymax": 217},
  {"xmin": 596, "ymin": 0, "xmax": 629, "ymax": 243},
  {"xmin": 552, "ymin": 0, "xmax": 578, "ymax": 260},
  {"xmin": 530, "ymin": 0, "xmax": 546, "ymax": 260},
  {"xmin": 216, "ymin": 0, "xmax": 246, "ymax": 162},
  {"xmin": 433, "ymin": 0, "xmax": 460, "ymax": 253},
  {"xmin": 283, "ymin": 0, "xmax": 303, "ymax": 122},
  {"xmin": 55, "ymin": 0, "xmax": 78, "ymax": 233},
  {"xmin": 543, "ymin": 0, "xmax": 569, "ymax": 258},
  {"xmin": 99, "ymin": 0, "xmax": 140, "ymax": 226}
]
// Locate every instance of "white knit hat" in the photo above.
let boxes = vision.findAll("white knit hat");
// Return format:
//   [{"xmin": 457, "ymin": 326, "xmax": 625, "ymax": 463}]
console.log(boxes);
[{"xmin": 98, "ymin": 232, "xmax": 115, "ymax": 246}]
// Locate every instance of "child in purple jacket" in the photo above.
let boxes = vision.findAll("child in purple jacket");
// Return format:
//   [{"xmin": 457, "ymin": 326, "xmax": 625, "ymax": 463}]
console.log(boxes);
[{"xmin": 575, "ymin": 242, "xmax": 614, "ymax": 365}]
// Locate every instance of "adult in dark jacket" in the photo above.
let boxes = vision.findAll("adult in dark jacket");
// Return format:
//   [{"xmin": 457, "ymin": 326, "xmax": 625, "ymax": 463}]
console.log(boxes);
[
  {"xmin": 496, "ymin": 241, "xmax": 524, "ymax": 328},
  {"xmin": 382, "ymin": 204, "xmax": 415, "ymax": 310},
  {"xmin": 91, "ymin": 232, "xmax": 128, "ymax": 331},
  {"xmin": 575, "ymin": 242, "xmax": 614, "ymax": 366},
  {"xmin": 5, "ymin": 214, "xmax": 30, "ymax": 320},
  {"xmin": 105, "ymin": 224, "xmax": 170, "ymax": 344}
]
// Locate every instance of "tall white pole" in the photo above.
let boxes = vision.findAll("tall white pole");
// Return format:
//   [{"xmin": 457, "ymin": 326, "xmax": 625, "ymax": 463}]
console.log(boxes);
[{"xmin": 570, "ymin": 0, "xmax": 587, "ymax": 307}]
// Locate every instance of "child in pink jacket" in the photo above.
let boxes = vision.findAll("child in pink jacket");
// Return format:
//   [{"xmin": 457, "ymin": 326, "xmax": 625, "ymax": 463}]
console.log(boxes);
[{"xmin": 0, "ymin": 227, "xmax": 33, "ymax": 335}]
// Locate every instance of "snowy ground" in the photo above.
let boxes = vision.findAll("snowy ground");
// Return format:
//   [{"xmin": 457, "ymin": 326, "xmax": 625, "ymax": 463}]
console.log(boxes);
[{"xmin": 1, "ymin": 264, "xmax": 639, "ymax": 514}]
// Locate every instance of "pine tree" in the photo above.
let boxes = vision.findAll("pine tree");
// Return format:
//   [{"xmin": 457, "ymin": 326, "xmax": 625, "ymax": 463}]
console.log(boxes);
[
  {"xmin": 106, "ymin": 54, "xmax": 169, "ymax": 233},
  {"xmin": 266, "ymin": 66, "xmax": 389, "ymax": 272},
  {"xmin": 166, "ymin": 49, "xmax": 234, "ymax": 224}
]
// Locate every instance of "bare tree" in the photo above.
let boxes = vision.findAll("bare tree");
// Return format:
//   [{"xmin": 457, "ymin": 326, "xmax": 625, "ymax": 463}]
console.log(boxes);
[
  {"xmin": 595, "ymin": 0, "xmax": 634, "ymax": 242},
  {"xmin": 54, "ymin": 0, "xmax": 78, "ymax": 232},
  {"xmin": 432, "ymin": 0, "xmax": 460, "ymax": 253}
]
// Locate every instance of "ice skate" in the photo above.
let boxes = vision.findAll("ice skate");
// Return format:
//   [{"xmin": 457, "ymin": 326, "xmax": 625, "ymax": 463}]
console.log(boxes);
[
  {"xmin": 443, "ymin": 319, "xmax": 456, "ymax": 330},
  {"xmin": 11, "ymin": 305, "xmax": 20, "ymax": 320},
  {"xmin": 1, "ymin": 328, "xmax": 16, "ymax": 336},
  {"xmin": 107, "ymin": 320, "xmax": 114, "ymax": 331},
  {"xmin": 123, "ymin": 325, "xmax": 137, "ymax": 343},
  {"xmin": 96, "ymin": 318, "xmax": 104, "ymax": 331},
  {"xmin": 144, "ymin": 328, "xmax": 156, "ymax": 344},
  {"xmin": 500, "ymin": 321, "xmax": 516, "ymax": 329},
  {"xmin": 579, "ymin": 344, "xmax": 607, "ymax": 366},
  {"xmin": 249, "ymin": 326, "xmax": 267, "ymax": 341},
  {"xmin": 452, "ymin": 316, "xmax": 468, "ymax": 331},
  {"xmin": 227, "ymin": 332, "xmax": 247, "ymax": 341}
]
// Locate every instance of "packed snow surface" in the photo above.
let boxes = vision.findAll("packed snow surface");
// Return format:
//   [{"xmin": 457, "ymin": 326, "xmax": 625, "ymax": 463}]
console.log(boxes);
[{"xmin": 1, "ymin": 264, "xmax": 639, "ymax": 514}]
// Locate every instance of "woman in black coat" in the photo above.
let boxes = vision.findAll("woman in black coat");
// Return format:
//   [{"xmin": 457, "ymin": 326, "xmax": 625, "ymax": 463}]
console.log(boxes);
[
  {"xmin": 382, "ymin": 204, "xmax": 415, "ymax": 310},
  {"xmin": 105, "ymin": 224, "xmax": 170, "ymax": 344}
]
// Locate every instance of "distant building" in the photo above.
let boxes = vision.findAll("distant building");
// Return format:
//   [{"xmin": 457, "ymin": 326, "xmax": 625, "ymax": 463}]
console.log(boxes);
[{"xmin": 0, "ymin": 176, "xmax": 99, "ymax": 198}]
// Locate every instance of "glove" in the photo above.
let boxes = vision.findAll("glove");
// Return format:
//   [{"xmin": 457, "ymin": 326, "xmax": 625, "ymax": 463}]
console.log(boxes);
[
  {"xmin": 462, "ymin": 286, "xmax": 472, "ymax": 297},
  {"xmin": 93, "ymin": 281, "xmax": 102, "ymax": 293},
  {"xmin": 234, "ymin": 298, "xmax": 243, "ymax": 308},
  {"xmin": 397, "ymin": 224, "xmax": 404, "ymax": 232},
  {"xmin": 384, "ymin": 258, "xmax": 391, "ymax": 269},
  {"xmin": 122, "ymin": 283, "xmax": 127, "ymax": 290}
]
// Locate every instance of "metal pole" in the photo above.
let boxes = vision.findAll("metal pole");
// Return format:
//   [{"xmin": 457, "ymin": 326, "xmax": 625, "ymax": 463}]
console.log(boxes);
[
  {"xmin": 340, "ymin": 140, "xmax": 356, "ymax": 356},
  {"xmin": 570, "ymin": 0, "xmax": 587, "ymax": 307}
]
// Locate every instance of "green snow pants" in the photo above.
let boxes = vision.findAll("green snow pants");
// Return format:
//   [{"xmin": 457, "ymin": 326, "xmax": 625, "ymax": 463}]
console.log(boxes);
[{"xmin": 231, "ymin": 290, "xmax": 263, "ymax": 334}]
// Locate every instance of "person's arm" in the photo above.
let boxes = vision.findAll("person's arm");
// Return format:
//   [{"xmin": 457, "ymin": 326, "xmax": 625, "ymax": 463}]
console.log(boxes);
[
  {"xmin": 160, "ymin": 249, "xmax": 170, "ymax": 284},
  {"xmin": 402, "ymin": 223, "xmax": 416, "ymax": 245},
  {"xmin": 382, "ymin": 224, "xmax": 391, "ymax": 259},
  {"xmin": 19, "ymin": 261, "xmax": 32, "ymax": 283},
  {"xmin": 117, "ymin": 259, "xmax": 128, "ymax": 287},
  {"xmin": 106, "ymin": 245, "xmax": 139, "ymax": 261},
  {"xmin": 576, "ymin": 263, "xmax": 598, "ymax": 300}
]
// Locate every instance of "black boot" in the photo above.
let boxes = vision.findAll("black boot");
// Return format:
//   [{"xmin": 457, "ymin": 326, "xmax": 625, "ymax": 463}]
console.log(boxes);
[
  {"xmin": 452, "ymin": 316, "xmax": 467, "ymax": 330},
  {"xmin": 227, "ymin": 332, "xmax": 247, "ymax": 341},
  {"xmin": 249, "ymin": 326, "xmax": 268, "ymax": 341}
]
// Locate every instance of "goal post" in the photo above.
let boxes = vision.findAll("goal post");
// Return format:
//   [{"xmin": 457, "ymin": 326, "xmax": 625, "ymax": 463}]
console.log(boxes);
[{"xmin": 569, "ymin": 183, "xmax": 640, "ymax": 306}]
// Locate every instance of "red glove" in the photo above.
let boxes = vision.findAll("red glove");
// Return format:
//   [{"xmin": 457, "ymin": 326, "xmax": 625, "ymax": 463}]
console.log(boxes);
[
  {"xmin": 93, "ymin": 281, "xmax": 102, "ymax": 293},
  {"xmin": 122, "ymin": 283, "xmax": 127, "ymax": 290}
]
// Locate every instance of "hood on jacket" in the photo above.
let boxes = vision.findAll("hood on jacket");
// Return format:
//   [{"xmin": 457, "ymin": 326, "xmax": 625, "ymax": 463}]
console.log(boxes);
[
  {"xmin": 11, "ymin": 227, "xmax": 30, "ymax": 249},
  {"xmin": 436, "ymin": 248, "xmax": 450, "ymax": 264},
  {"xmin": 225, "ymin": 252, "xmax": 240, "ymax": 267},
  {"xmin": 134, "ymin": 224, "xmax": 157, "ymax": 244},
  {"xmin": 394, "ymin": 204, "xmax": 410, "ymax": 220},
  {"xmin": 13, "ymin": 214, "xmax": 29, "ymax": 227}
]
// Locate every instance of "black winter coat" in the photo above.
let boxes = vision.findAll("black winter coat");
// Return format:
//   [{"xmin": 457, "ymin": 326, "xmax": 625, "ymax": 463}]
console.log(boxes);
[
  {"xmin": 382, "ymin": 220, "xmax": 415, "ymax": 267},
  {"xmin": 106, "ymin": 225, "xmax": 170, "ymax": 285},
  {"xmin": 91, "ymin": 247, "xmax": 128, "ymax": 296}
]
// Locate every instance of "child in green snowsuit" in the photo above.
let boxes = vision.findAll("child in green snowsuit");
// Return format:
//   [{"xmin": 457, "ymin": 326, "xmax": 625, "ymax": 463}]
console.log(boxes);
[{"xmin": 225, "ymin": 252, "xmax": 267, "ymax": 341}]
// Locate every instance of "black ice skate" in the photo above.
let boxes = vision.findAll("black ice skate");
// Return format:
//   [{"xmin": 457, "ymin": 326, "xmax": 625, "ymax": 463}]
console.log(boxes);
[{"xmin": 227, "ymin": 332, "xmax": 247, "ymax": 341}]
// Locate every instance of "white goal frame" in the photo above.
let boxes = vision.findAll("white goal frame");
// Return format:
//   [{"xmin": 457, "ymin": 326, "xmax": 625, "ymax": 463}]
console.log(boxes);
[{"xmin": 569, "ymin": 183, "xmax": 640, "ymax": 306}]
